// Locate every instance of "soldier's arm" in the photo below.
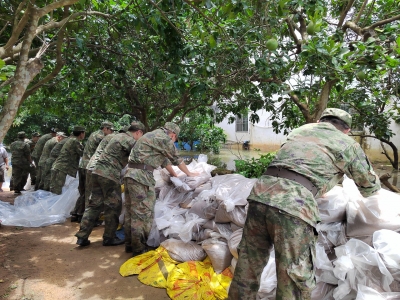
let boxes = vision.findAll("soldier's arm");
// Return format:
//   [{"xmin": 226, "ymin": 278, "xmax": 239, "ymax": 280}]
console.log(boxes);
[{"xmin": 346, "ymin": 143, "xmax": 381, "ymax": 197}]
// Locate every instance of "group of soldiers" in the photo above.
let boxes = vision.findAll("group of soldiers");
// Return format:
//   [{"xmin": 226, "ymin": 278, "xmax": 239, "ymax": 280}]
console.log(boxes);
[{"xmin": 9, "ymin": 120, "xmax": 198, "ymax": 256}]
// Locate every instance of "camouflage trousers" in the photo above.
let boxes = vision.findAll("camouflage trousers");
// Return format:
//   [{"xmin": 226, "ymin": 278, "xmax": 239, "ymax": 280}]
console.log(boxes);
[
  {"xmin": 71, "ymin": 168, "xmax": 86, "ymax": 216},
  {"xmin": 42, "ymin": 159, "xmax": 55, "ymax": 191},
  {"xmin": 11, "ymin": 164, "xmax": 29, "ymax": 192},
  {"xmin": 50, "ymin": 169, "xmax": 67, "ymax": 195},
  {"xmin": 85, "ymin": 170, "xmax": 93, "ymax": 207},
  {"xmin": 123, "ymin": 177, "xmax": 156, "ymax": 253},
  {"xmin": 75, "ymin": 174, "xmax": 122, "ymax": 240},
  {"xmin": 228, "ymin": 201, "xmax": 317, "ymax": 300},
  {"xmin": 35, "ymin": 165, "xmax": 44, "ymax": 190}
]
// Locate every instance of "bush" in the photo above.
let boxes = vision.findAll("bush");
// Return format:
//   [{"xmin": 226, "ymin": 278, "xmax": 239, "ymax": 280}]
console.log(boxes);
[{"xmin": 234, "ymin": 152, "xmax": 276, "ymax": 178}]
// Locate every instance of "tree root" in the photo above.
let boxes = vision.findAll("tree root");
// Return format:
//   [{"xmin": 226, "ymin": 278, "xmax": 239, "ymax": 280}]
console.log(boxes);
[{"xmin": 379, "ymin": 173, "xmax": 400, "ymax": 193}]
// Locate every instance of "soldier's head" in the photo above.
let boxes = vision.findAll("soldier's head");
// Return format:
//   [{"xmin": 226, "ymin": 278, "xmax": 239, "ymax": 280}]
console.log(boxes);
[
  {"xmin": 31, "ymin": 132, "xmax": 41, "ymax": 143},
  {"xmin": 50, "ymin": 127, "xmax": 59, "ymax": 137},
  {"xmin": 56, "ymin": 132, "xmax": 68, "ymax": 142},
  {"xmin": 72, "ymin": 126, "xmax": 86, "ymax": 140},
  {"xmin": 17, "ymin": 131, "xmax": 26, "ymax": 140},
  {"xmin": 100, "ymin": 121, "xmax": 115, "ymax": 136},
  {"xmin": 128, "ymin": 121, "xmax": 146, "ymax": 140},
  {"xmin": 163, "ymin": 122, "xmax": 180, "ymax": 142},
  {"xmin": 319, "ymin": 108, "xmax": 351, "ymax": 133}
]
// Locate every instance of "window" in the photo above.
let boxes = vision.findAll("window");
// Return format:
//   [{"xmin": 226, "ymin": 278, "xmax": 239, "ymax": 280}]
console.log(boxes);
[{"xmin": 236, "ymin": 114, "xmax": 248, "ymax": 132}]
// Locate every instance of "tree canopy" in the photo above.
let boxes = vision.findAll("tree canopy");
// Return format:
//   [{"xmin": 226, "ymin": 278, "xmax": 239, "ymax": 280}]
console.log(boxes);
[{"xmin": 1, "ymin": 0, "xmax": 399, "ymax": 152}]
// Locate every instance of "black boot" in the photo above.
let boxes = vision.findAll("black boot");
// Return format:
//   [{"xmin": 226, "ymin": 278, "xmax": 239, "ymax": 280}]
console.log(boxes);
[
  {"xmin": 103, "ymin": 237, "xmax": 124, "ymax": 246},
  {"xmin": 76, "ymin": 238, "xmax": 90, "ymax": 247}
]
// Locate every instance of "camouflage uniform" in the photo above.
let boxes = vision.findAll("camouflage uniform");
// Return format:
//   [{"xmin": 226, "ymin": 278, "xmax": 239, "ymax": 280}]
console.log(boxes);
[
  {"xmin": 124, "ymin": 127, "xmax": 183, "ymax": 254},
  {"xmin": 25, "ymin": 138, "xmax": 37, "ymax": 185},
  {"xmin": 32, "ymin": 133, "xmax": 53, "ymax": 189},
  {"xmin": 42, "ymin": 137, "xmax": 68, "ymax": 191},
  {"xmin": 72, "ymin": 129, "xmax": 104, "ymax": 217},
  {"xmin": 75, "ymin": 132, "xmax": 136, "ymax": 241},
  {"xmin": 50, "ymin": 137, "xmax": 83, "ymax": 195},
  {"xmin": 229, "ymin": 116, "xmax": 381, "ymax": 300},
  {"xmin": 36, "ymin": 137, "xmax": 58, "ymax": 190},
  {"xmin": 10, "ymin": 137, "xmax": 31, "ymax": 192},
  {"xmin": 85, "ymin": 133, "xmax": 116, "ymax": 206}
]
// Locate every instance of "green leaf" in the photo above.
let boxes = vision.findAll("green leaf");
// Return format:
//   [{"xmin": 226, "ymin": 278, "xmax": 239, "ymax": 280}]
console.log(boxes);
[
  {"xmin": 0, "ymin": 59, "xmax": 5, "ymax": 68},
  {"xmin": 209, "ymin": 35, "xmax": 216, "ymax": 48}
]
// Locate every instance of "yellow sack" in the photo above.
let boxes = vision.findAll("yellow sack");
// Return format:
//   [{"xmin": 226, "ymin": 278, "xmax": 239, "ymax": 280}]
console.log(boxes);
[
  {"xmin": 119, "ymin": 247, "xmax": 179, "ymax": 288},
  {"xmin": 166, "ymin": 257, "xmax": 233, "ymax": 300},
  {"xmin": 121, "ymin": 184, "xmax": 125, "ymax": 193}
]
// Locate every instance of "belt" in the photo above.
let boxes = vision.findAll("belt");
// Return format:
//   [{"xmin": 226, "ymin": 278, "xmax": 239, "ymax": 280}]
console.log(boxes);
[
  {"xmin": 128, "ymin": 162, "xmax": 155, "ymax": 171},
  {"xmin": 264, "ymin": 166, "xmax": 318, "ymax": 196}
]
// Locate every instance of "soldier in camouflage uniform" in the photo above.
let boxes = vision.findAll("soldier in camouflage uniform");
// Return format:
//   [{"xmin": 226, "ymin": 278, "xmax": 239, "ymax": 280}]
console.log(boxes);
[
  {"xmin": 228, "ymin": 108, "xmax": 381, "ymax": 300},
  {"xmin": 10, "ymin": 132, "xmax": 33, "ymax": 194},
  {"xmin": 71, "ymin": 121, "xmax": 115, "ymax": 222},
  {"xmin": 26, "ymin": 132, "xmax": 41, "ymax": 186},
  {"xmin": 75, "ymin": 121, "xmax": 145, "ymax": 247},
  {"xmin": 36, "ymin": 135, "xmax": 58, "ymax": 190},
  {"xmin": 124, "ymin": 122, "xmax": 198, "ymax": 255},
  {"xmin": 50, "ymin": 126, "xmax": 85, "ymax": 195},
  {"xmin": 32, "ymin": 128, "xmax": 58, "ymax": 190},
  {"xmin": 42, "ymin": 132, "xmax": 68, "ymax": 191}
]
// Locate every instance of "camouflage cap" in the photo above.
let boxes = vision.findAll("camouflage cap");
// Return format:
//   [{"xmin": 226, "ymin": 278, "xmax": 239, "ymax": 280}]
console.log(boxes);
[
  {"xmin": 130, "ymin": 121, "xmax": 146, "ymax": 132},
  {"xmin": 320, "ymin": 108, "xmax": 352, "ymax": 128},
  {"xmin": 17, "ymin": 131, "xmax": 26, "ymax": 138},
  {"xmin": 101, "ymin": 121, "xmax": 115, "ymax": 130},
  {"xmin": 56, "ymin": 131, "xmax": 68, "ymax": 138},
  {"xmin": 164, "ymin": 122, "xmax": 180, "ymax": 135},
  {"xmin": 50, "ymin": 127, "xmax": 59, "ymax": 133},
  {"xmin": 73, "ymin": 125, "xmax": 86, "ymax": 132},
  {"xmin": 32, "ymin": 132, "xmax": 41, "ymax": 137}
]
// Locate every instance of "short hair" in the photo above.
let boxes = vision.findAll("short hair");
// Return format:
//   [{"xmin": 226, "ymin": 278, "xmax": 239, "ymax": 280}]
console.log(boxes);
[
  {"xmin": 72, "ymin": 130, "xmax": 85, "ymax": 136},
  {"xmin": 319, "ymin": 116, "xmax": 350, "ymax": 132},
  {"xmin": 128, "ymin": 124, "xmax": 145, "ymax": 133}
]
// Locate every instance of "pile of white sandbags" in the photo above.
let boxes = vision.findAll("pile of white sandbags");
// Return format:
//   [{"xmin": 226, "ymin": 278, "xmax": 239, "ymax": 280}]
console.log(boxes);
[{"xmin": 148, "ymin": 155, "xmax": 400, "ymax": 299}]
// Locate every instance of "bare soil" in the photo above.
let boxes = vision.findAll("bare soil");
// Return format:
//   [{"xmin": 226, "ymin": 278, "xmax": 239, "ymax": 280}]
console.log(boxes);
[{"xmin": 0, "ymin": 187, "xmax": 170, "ymax": 300}]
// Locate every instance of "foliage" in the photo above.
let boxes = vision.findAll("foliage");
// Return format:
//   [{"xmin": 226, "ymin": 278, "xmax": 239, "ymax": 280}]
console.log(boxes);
[
  {"xmin": 235, "ymin": 152, "xmax": 276, "ymax": 179},
  {"xmin": 194, "ymin": 124, "xmax": 227, "ymax": 154}
]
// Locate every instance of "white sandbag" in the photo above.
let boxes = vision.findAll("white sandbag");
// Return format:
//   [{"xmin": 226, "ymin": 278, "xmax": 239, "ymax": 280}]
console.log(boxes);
[
  {"xmin": 373, "ymin": 230, "xmax": 400, "ymax": 281},
  {"xmin": 171, "ymin": 176, "xmax": 192, "ymax": 192},
  {"xmin": 317, "ymin": 222, "xmax": 347, "ymax": 254},
  {"xmin": 215, "ymin": 203, "xmax": 247, "ymax": 227},
  {"xmin": 158, "ymin": 186, "xmax": 194, "ymax": 208},
  {"xmin": 202, "ymin": 220, "xmax": 233, "ymax": 240},
  {"xmin": 178, "ymin": 212, "xmax": 207, "ymax": 243},
  {"xmin": 311, "ymin": 282, "xmax": 336, "ymax": 300},
  {"xmin": 161, "ymin": 238, "xmax": 207, "ymax": 262},
  {"xmin": 317, "ymin": 186, "xmax": 349, "ymax": 222},
  {"xmin": 192, "ymin": 182, "xmax": 212, "ymax": 198},
  {"xmin": 187, "ymin": 198, "xmax": 219, "ymax": 220},
  {"xmin": 333, "ymin": 239, "xmax": 393, "ymax": 298},
  {"xmin": 202, "ymin": 238, "xmax": 233, "ymax": 274},
  {"xmin": 355, "ymin": 284, "xmax": 400, "ymax": 300},
  {"xmin": 211, "ymin": 174, "xmax": 257, "ymax": 212},
  {"xmin": 162, "ymin": 214, "xmax": 186, "ymax": 238},
  {"xmin": 154, "ymin": 201, "xmax": 187, "ymax": 230},
  {"xmin": 344, "ymin": 177, "xmax": 400, "ymax": 237},
  {"xmin": 147, "ymin": 219, "xmax": 161, "ymax": 247},
  {"xmin": 257, "ymin": 247, "xmax": 277, "ymax": 299},
  {"xmin": 315, "ymin": 243, "xmax": 338, "ymax": 285},
  {"xmin": 184, "ymin": 172, "xmax": 212, "ymax": 190},
  {"xmin": 228, "ymin": 229, "xmax": 243, "ymax": 259}
]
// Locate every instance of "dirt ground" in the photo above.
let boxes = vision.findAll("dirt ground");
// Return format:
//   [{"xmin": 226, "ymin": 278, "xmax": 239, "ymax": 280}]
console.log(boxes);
[
  {"xmin": 0, "ymin": 187, "xmax": 170, "ymax": 300},
  {"xmin": 0, "ymin": 163, "xmax": 399, "ymax": 300}
]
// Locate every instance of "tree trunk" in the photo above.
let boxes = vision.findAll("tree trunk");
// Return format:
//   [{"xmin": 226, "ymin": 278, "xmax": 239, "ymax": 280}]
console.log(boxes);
[{"xmin": 0, "ymin": 9, "xmax": 43, "ymax": 143}]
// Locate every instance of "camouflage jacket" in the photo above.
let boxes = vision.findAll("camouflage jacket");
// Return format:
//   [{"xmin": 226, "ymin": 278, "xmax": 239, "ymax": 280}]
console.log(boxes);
[
  {"xmin": 79, "ymin": 129, "xmax": 104, "ymax": 169},
  {"xmin": 10, "ymin": 139, "xmax": 31, "ymax": 166},
  {"xmin": 248, "ymin": 122, "xmax": 381, "ymax": 227},
  {"xmin": 38, "ymin": 137, "xmax": 58, "ymax": 167},
  {"xmin": 87, "ymin": 133, "xmax": 115, "ymax": 171},
  {"xmin": 45, "ymin": 137, "xmax": 69, "ymax": 168},
  {"xmin": 92, "ymin": 132, "xmax": 136, "ymax": 183},
  {"xmin": 52, "ymin": 137, "xmax": 84, "ymax": 177},
  {"xmin": 24, "ymin": 138, "xmax": 36, "ymax": 153},
  {"xmin": 124, "ymin": 128, "xmax": 183, "ymax": 187},
  {"xmin": 32, "ymin": 133, "xmax": 53, "ymax": 159}
]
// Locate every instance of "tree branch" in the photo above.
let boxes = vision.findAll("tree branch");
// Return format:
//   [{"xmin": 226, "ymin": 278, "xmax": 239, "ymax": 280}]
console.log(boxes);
[
  {"xmin": 354, "ymin": 0, "xmax": 368, "ymax": 24},
  {"xmin": 338, "ymin": 0, "xmax": 356, "ymax": 28}
]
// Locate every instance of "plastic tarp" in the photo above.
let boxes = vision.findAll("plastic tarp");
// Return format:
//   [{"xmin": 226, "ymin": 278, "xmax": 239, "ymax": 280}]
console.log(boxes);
[
  {"xmin": 257, "ymin": 247, "xmax": 277, "ymax": 300},
  {"xmin": 317, "ymin": 186, "xmax": 349, "ymax": 223},
  {"xmin": 373, "ymin": 230, "xmax": 400, "ymax": 281},
  {"xmin": 0, "ymin": 176, "xmax": 79, "ymax": 227}
]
